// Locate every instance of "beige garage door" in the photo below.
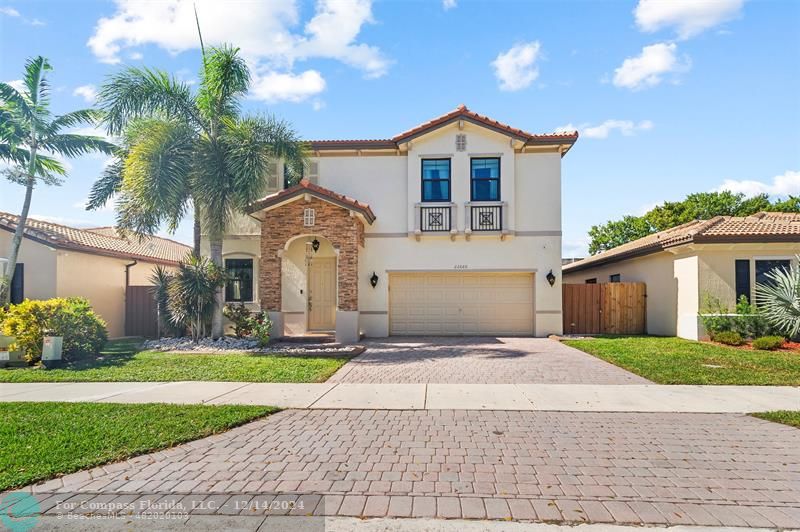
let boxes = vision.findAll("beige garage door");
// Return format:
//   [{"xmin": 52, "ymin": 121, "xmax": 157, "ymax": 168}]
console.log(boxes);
[{"xmin": 389, "ymin": 272, "xmax": 534, "ymax": 335}]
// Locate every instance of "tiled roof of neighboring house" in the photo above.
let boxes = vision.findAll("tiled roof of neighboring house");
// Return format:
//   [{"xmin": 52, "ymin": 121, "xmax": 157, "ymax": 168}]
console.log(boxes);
[
  {"xmin": 0, "ymin": 212, "xmax": 192, "ymax": 265},
  {"xmin": 309, "ymin": 104, "xmax": 579, "ymax": 155},
  {"xmin": 563, "ymin": 212, "xmax": 800, "ymax": 273},
  {"xmin": 246, "ymin": 179, "xmax": 376, "ymax": 224}
]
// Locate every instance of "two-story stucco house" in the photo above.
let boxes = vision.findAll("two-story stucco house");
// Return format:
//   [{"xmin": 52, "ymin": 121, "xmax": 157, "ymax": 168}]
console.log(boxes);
[{"xmin": 209, "ymin": 106, "xmax": 578, "ymax": 342}]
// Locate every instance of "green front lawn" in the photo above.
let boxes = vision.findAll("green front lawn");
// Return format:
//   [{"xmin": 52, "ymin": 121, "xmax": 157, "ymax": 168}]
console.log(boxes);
[
  {"xmin": 563, "ymin": 336, "xmax": 800, "ymax": 385},
  {"xmin": 752, "ymin": 411, "xmax": 800, "ymax": 428},
  {"xmin": 0, "ymin": 338, "xmax": 350, "ymax": 383},
  {"xmin": 0, "ymin": 402, "xmax": 275, "ymax": 491}
]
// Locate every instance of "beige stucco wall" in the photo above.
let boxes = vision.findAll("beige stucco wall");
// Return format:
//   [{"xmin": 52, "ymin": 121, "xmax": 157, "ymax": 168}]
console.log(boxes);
[
  {"xmin": 0, "ymin": 229, "xmax": 58, "ymax": 300},
  {"xmin": 216, "ymin": 120, "xmax": 565, "ymax": 338},
  {"xmin": 564, "ymin": 242, "xmax": 800, "ymax": 340},
  {"xmin": 57, "ymin": 251, "xmax": 167, "ymax": 338},
  {"xmin": 562, "ymin": 251, "xmax": 680, "ymax": 337},
  {"xmin": 697, "ymin": 243, "xmax": 800, "ymax": 309}
]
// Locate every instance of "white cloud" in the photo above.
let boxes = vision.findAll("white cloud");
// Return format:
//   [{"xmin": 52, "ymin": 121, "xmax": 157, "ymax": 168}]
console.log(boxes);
[
  {"xmin": 635, "ymin": 0, "xmax": 744, "ymax": 40},
  {"xmin": 311, "ymin": 98, "xmax": 326, "ymax": 111},
  {"xmin": 612, "ymin": 42, "xmax": 690, "ymax": 90},
  {"xmin": 87, "ymin": 0, "xmax": 389, "ymax": 102},
  {"xmin": 555, "ymin": 119, "xmax": 653, "ymax": 139},
  {"xmin": 491, "ymin": 41, "xmax": 542, "ymax": 92},
  {"xmin": 128, "ymin": 51, "xmax": 143, "ymax": 60},
  {"xmin": 4, "ymin": 79, "xmax": 25, "ymax": 93},
  {"xmin": 0, "ymin": 6, "xmax": 45, "ymax": 26},
  {"xmin": 73, "ymin": 85, "xmax": 98, "ymax": 103},
  {"xmin": 442, "ymin": 0, "xmax": 457, "ymax": 10},
  {"xmin": 715, "ymin": 170, "xmax": 800, "ymax": 198},
  {"xmin": 250, "ymin": 70, "xmax": 326, "ymax": 103}
]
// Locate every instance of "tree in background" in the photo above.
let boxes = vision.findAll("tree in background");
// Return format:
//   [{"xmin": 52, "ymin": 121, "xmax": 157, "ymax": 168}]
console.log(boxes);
[
  {"xmin": 0, "ymin": 57, "xmax": 115, "ymax": 304},
  {"xmin": 88, "ymin": 45, "xmax": 306, "ymax": 337},
  {"xmin": 588, "ymin": 191, "xmax": 800, "ymax": 254}
]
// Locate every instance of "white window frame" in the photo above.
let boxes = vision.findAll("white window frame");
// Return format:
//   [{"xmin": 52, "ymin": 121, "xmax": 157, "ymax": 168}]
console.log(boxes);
[{"xmin": 303, "ymin": 208, "xmax": 316, "ymax": 227}]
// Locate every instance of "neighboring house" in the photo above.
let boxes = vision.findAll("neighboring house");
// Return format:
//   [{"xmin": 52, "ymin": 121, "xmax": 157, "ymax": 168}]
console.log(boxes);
[
  {"xmin": 0, "ymin": 213, "xmax": 191, "ymax": 337},
  {"xmin": 562, "ymin": 212, "xmax": 800, "ymax": 340},
  {"xmin": 207, "ymin": 105, "xmax": 578, "ymax": 342}
]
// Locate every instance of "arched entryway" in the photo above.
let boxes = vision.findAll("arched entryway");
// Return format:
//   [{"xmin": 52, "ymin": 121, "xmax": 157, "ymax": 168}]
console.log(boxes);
[
  {"xmin": 245, "ymin": 180, "xmax": 375, "ymax": 343},
  {"xmin": 282, "ymin": 235, "xmax": 338, "ymax": 334}
]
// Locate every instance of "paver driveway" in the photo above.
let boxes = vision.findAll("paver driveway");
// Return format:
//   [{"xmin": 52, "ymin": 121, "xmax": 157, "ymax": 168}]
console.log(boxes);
[
  {"xmin": 29, "ymin": 409, "xmax": 800, "ymax": 527},
  {"xmin": 329, "ymin": 337, "xmax": 648, "ymax": 384}
]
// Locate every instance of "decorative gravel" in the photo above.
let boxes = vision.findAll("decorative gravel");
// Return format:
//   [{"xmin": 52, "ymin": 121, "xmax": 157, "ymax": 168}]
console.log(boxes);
[{"xmin": 143, "ymin": 337, "xmax": 363, "ymax": 356}]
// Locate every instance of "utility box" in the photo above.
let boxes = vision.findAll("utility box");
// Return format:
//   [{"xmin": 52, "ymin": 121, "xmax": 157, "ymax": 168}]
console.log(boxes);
[
  {"xmin": 0, "ymin": 335, "xmax": 26, "ymax": 368},
  {"xmin": 42, "ymin": 336, "xmax": 64, "ymax": 368}
]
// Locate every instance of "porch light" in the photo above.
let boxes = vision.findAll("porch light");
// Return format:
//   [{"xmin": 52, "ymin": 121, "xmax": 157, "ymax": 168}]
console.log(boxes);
[
  {"xmin": 370, "ymin": 271, "xmax": 379, "ymax": 288},
  {"xmin": 311, "ymin": 238, "xmax": 320, "ymax": 253},
  {"xmin": 546, "ymin": 270, "xmax": 556, "ymax": 287}
]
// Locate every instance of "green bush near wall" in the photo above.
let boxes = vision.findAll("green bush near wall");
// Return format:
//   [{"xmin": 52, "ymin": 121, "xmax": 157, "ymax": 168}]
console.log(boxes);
[{"xmin": 0, "ymin": 298, "xmax": 108, "ymax": 363}]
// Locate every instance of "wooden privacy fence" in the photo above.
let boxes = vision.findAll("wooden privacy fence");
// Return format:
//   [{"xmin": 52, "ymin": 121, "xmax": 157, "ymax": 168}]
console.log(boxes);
[
  {"xmin": 562, "ymin": 282, "xmax": 646, "ymax": 335},
  {"xmin": 125, "ymin": 285, "xmax": 158, "ymax": 338}
]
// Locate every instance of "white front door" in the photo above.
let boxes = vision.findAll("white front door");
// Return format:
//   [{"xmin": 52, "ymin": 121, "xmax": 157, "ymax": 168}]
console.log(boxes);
[
  {"xmin": 389, "ymin": 272, "xmax": 534, "ymax": 335},
  {"xmin": 308, "ymin": 257, "xmax": 336, "ymax": 330}
]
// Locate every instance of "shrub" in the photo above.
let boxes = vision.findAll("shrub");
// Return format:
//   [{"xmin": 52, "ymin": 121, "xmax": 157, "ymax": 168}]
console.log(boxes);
[
  {"xmin": 755, "ymin": 255, "xmax": 800, "ymax": 340},
  {"xmin": 154, "ymin": 256, "xmax": 227, "ymax": 341},
  {"xmin": 248, "ymin": 310, "xmax": 272, "ymax": 347},
  {"xmin": 752, "ymin": 335, "xmax": 785, "ymax": 351},
  {"xmin": 0, "ymin": 298, "xmax": 107, "ymax": 363},
  {"xmin": 222, "ymin": 303, "xmax": 253, "ymax": 338},
  {"xmin": 711, "ymin": 330, "xmax": 744, "ymax": 346}
]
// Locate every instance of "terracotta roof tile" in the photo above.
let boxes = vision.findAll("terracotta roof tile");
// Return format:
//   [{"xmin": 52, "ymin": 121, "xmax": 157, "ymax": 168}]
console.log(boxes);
[
  {"xmin": 309, "ymin": 105, "xmax": 578, "ymax": 153},
  {"xmin": 563, "ymin": 212, "xmax": 800, "ymax": 273},
  {"xmin": 246, "ymin": 179, "xmax": 376, "ymax": 224},
  {"xmin": 0, "ymin": 212, "xmax": 191, "ymax": 265}
]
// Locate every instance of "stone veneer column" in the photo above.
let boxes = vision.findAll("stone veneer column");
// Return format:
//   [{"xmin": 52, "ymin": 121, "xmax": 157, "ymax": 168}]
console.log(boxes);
[{"xmin": 256, "ymin": 197, "xmax": 364, "ymax": 342}]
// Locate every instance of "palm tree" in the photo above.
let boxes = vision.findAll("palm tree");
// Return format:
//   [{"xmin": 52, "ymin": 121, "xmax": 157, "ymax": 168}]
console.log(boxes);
[
  {"xmin": 756, "ymin": 256, "xmax": 800, "ymax": 339},
  {"xmin": 89, "ymin": 45, "xmax": 306, "ymax": 337},
  {"xmin": 0, "ymin": 56, "xmax": 115, "ymax": 304}
]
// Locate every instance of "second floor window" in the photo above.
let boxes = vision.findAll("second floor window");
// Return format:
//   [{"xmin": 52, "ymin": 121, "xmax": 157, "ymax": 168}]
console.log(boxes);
[
  {"xmin": 421, "ymin": 159, "xmax": 451, "ymax": 202},
  {"xmin": 471, "ymin": 157, "xmax": 500, "ymax": 201}
]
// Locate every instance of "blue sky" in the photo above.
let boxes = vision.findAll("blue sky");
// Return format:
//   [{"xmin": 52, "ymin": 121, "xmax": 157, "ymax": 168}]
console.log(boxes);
[{"xmin": 1, "ymin": 0, "xmax": 798, "ymax": 256}]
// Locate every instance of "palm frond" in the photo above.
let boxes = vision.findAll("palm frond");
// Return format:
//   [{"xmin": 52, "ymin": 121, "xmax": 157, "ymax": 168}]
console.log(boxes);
[
  {"xmin": 47, "ymin": 109, "xmax": 105, "ymax": 132},
  {"xmin": 23, "ymin": 56, "xmax": 52, "ymax": 108},
  {"xmin": 98, "ymin": 67, "xmax": 202, "ymax": 136},
  {"xmin": 0, "ymin": 82, "xmax": 34, "ymax": 123},
  {"xmin": 116, "ymin": 119, "xmax": 195, "ymax": 236},
  {"xmin": 197, "ymin": 45, "xmax": 249, "ymax": 123},
  {"xmin": 86, "ymin": 156, "xmax": 124, "ymax": 211},
  {"xmin": 755, "ymin": 257, "xmax": 800, "ymax": 339},
  {"xmin": 39, "ymin": 134, "xmax": 116, "ymax": 158}
]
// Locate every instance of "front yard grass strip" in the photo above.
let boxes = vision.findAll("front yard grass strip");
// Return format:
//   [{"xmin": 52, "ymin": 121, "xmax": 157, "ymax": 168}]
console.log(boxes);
[
  {"xmin": 752, "ymin": 411, "xmax": 800, "ymax": 428},
  {"xmin": 0, "ymin": 338, "xmax": 350, "ymax": 383},
  {"xmin": 563, "ymin": 336, "xmax": 800, "ymax": 385},
  {"xmin": 0, "ymin": 402, "xmax": 276, "ymax": 491}
]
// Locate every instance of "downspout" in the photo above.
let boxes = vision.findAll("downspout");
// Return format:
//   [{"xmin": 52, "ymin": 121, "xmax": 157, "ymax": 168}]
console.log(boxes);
[{"xmin": 124, "ymin": 259, "xmax": 138, "ymax": 336}]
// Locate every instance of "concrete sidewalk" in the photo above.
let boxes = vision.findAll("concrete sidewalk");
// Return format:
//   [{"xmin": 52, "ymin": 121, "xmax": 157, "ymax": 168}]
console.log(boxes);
[{"xmin": 1, "ymin": 381, "xmax": 798, "ymax": 412}]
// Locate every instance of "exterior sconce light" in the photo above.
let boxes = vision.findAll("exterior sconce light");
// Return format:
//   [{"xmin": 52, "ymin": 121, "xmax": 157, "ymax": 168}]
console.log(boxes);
[
  {"xmin": 369, "ymin": 271, "xmax": 379, "ymax": 288},
  {"xmin": 311, "ymin": 238, "xmax": 320, "ymax": 253},
  {"xmin": 546, "ymin": 270, "xmax": 556, "ymax": 287}
]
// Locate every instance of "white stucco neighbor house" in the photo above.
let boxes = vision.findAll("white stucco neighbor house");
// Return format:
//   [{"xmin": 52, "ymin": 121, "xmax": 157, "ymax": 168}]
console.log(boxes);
[
  {"xmin": 562, "ymin": 212, "xmax": 800, "ymax": 340},
  {"xmin": 208, "ymin": 105, "xmax": 579, "ymax": 343}
]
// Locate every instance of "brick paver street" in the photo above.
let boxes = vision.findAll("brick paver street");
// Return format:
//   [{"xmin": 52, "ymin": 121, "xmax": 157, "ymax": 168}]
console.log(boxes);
[
  {"xmin": 28, "ymin": 409, "xmax": 800, "ymax": 527},
  {"xmin": 329, "ymin": 337, "xmax": 648, "ymax": 384}
]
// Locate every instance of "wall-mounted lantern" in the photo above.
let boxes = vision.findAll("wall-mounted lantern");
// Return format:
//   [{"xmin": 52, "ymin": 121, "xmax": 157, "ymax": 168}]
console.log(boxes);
[
  {"xmin": 369, "ymin": 271, "xmax": 379, "ymax": 288},
  {"xmin": 311, "ymin": 238, "xmax": 320, "ymax": 253},
  {"xmin": 546, "ymin": 269, "xmax": 556, "ymax": 287}
]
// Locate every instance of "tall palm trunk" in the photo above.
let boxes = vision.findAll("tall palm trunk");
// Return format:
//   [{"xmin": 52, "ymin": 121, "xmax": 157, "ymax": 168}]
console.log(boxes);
[
  {"xmin": 209, "ymin": 237, "xmax": 224, "ymax": 338},
  {"xmin": 2, "ymin": 145, "xmax": 36, "ymax": 305},
  {"xmin": 193, "ymin": 202, "xmax": 202, "ymax": 258}
]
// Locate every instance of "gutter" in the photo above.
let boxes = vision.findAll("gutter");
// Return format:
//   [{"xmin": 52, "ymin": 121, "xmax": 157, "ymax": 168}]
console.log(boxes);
[{"xmin": 124, "ymin": 259, "xmax": 138, "ymax": 336}]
